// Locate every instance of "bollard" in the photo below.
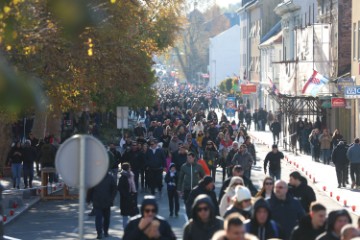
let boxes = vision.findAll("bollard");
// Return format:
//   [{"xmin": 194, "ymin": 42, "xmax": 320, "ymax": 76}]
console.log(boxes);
[
  {"xmin": 336, "ymin": 196, "xmax": 340, "ymax": 201},
  {"xmin": 352, "ymin": 205, "xmax": 356, "ymax": 212},
  {"xmin": 330, "ymin": 192, "xmax": 333, "ymax": 197},
  {"xmin": 323, "ymin": 186, "xmax": 326, "ymax": 191},
  {"xmin": 9, "ymin": 210, "xmax": 14, "ymax": 216},
  {"xmin": 344, "ymin": 200, "xmax": 347, "ymax": 207}
]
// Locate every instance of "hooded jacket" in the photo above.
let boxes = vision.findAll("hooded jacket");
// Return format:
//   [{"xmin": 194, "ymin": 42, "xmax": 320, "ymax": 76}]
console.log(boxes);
[
  {"xmin": 316, "ymin": 210, "xmax": 352, "ymax": 240},
  {"xmin": 244, "ymin": 198, "xmax": 282, "ymax": 240},
  {"xmin": 123, "ymin": 196, "xmax": 176, "ymax": 240},
  {"xmin": 87, "ymin": 173, "xmax": 117, "ymax": 209},
  {"xmin": 183, "ymin": 194, "xmax": 223, "ymax": 240},
  {"xmin": 288, "ymin": 177, "xmax": 316, "ymax": 213},
  {"xmin": 186, "ymin": 177, "xmax": 219, "ymax": 218},
  {"xmin": 290, "ymin": 215, "xmax": 325, "ymax": 240},
  {"xmin": 267, "ymin": 193, "xmax": 305, "ymax": 239},
  {"xmin": 231, "ymin": 150, "xmax": 253, "ymax": 172},
  {"xmin": 178, "ymin": 162, "xmax": 205, "ymax": 191}
]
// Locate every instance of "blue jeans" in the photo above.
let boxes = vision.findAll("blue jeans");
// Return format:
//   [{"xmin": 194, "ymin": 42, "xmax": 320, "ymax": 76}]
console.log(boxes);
[
  {"xmin": 270, "ymin": 169, "xmax": 281, "ymax": 181},
  {"xmin": 321, "ymin": 149, "xmax": 331, "ymax": 164},
  {"xmin": 94, "ymin": 207, "xmax": 111, "ymax": 236},
  {"xmin": 11, "ymin": 163, "xmax": 22, "ymax": 188}
]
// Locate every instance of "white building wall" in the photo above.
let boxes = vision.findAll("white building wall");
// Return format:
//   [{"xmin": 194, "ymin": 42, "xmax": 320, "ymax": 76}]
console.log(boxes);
[{"xmin": 209, "ymin": 25, "xmax": 241, "ymax": 88}]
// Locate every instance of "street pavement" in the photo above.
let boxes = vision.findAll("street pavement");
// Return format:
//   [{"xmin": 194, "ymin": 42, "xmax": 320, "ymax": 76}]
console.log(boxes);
[{"xmin": 4, "ymin": 130, "xmax": 360, "ymax": 239}]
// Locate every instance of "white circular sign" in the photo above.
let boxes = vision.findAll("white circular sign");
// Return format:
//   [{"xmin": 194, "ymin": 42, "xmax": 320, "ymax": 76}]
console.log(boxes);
[{"xmin": 55, "ymin": 135, "xmax": 109, "ymax": 188}]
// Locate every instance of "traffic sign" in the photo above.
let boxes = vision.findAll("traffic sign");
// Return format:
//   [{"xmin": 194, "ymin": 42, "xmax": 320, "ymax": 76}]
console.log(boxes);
[{"xmin": 55, "ymin": 134, "xmax": 109, "ymax": 188}]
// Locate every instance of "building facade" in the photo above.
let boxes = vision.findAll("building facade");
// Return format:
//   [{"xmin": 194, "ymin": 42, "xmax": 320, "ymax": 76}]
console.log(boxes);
[
  {"xmin": 352, "ymin": 0, "xmax": 360, "ymax": 140},
  {"xmin": 209, "ymin": 25, "xmax": 241, "ymax": 87}
]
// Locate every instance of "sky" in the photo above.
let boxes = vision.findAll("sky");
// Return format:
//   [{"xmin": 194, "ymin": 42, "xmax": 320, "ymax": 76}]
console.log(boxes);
[{"xmin": 216, "ymin": 0, "xmax": 241, "ymax": 8}]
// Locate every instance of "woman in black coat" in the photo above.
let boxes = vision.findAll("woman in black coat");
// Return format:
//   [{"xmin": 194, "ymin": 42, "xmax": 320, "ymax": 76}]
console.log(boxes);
[{"xmin": 118, "ymin": 162, "xmax": 139, "ymax": 229}]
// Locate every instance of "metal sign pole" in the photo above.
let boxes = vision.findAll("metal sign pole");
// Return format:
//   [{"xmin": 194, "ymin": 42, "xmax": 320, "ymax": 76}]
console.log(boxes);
[{"xmin": 79, "ymin": 136, "xmax": 86, "ymax": 240}]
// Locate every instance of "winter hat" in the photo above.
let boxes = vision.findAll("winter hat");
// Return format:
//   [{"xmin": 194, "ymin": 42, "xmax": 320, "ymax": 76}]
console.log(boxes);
[
  {"xmin": 233, "ymin": 186, "xmax": 251, "ymax": 202},
  {"xmin": 140, "ymin": 195, "xmax": 158, "ymax": 215},
  {"xmin": 200, "ymin": 176, "xmax": 214, "ymax": 187}
]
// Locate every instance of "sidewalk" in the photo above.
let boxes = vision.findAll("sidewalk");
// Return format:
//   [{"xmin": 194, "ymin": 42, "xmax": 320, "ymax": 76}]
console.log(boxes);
[{"xmin": 249, "ymin": 130, "xmax": 360, "ymax": 217}]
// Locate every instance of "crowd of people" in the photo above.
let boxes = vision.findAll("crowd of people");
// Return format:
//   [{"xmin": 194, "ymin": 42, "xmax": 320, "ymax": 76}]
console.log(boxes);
[{"xmin": 6, "ymin": 84, "xmax": 360, "ymax": 239}]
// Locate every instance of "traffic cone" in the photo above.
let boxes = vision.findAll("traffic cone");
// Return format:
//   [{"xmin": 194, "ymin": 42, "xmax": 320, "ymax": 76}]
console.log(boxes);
[
  {"xmin": 323, "ymin": 186, "xmax": 326, "ymax": 191},
  {"xmin": 9, "ymin": 210, "xmax": 14, "ymax": 216},
  {"xmin": 352, "ymin": 205, "xmax": 356, "ymax": 212},
  {"xmin": 336, "ymin": 196, "xmax": 340, "ymax": 201}
]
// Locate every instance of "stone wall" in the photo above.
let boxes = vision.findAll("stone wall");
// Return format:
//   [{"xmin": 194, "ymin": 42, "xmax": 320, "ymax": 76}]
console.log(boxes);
[{"xmin": 338, "ymin": 0, "xmax": 352, "ymax": 75}]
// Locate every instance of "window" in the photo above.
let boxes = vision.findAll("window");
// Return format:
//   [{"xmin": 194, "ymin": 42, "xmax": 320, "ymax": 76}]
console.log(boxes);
[{"xmin": 354, "ymin": 23, "xmax": 357, "ymax": 60}]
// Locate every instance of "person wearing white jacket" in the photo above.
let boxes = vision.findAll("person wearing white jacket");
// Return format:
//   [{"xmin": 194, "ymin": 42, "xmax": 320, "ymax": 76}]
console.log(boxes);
[{"xmin": 219, "ymin": 176, "xmax": 244, "ymax": 217}]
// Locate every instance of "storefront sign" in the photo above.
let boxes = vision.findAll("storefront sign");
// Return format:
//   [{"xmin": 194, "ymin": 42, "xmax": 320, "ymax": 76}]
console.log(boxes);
[
  {"xmin": 331, "ymin": 98, "xmax": 346, "ymax": 108},
  {"xmin": 344, "ymin": 86, "xmax": 360, "ymax": 99},
  {"xmin": 241, "ymin": 84, "xmax": 257, "ymax": 94}
]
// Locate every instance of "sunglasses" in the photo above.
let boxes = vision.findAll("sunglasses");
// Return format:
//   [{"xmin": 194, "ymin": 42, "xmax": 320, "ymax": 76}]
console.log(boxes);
[
  {"xmin": 144, "ymin": 208, "xmax": 156, "ymax": 213},
  {"xmin": 265, "ymin": 182, "xmax": 273, "ymax": 185},
  {"xmin": 197, "ymin": 207, "xmax": 209, "ymax": 212}
]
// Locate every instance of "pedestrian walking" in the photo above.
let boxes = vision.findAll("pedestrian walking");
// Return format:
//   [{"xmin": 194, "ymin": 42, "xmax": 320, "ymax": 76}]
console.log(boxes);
[
  {"xmin": 346, "ymin": 138, "xmax": 360, "ymax": 189},
  {"xmin": 219, "ymin": 176, "xmax": 244, "ymax": 217},
  {"xmin": 288, "ymin": 171, "xmax": 316, "ymax": 213},
  {"xmin": 316, "ymin": 209, "xmax": 352, "ymax": 240},
  {"xmin": 270, "ymin": 118, "xmax": 281, "ymax": 145},
  {"xmin": 204, "ymin": 141, "xmax": 218, "ymax": 181},
  {"xmin": 122, "ymin": 141, "xmax": 144, "ymax": 190},
  {"xmin": 7, "ymin": 142, "xmax": 23, "ymax": 189},
  {"xmin": 255, "ymin": 177, "xmax": 274, "ymax": 200},
  {"xmin": 223, "ymin": 186, "xmax": 252, "ymax": 219},
  {"xmin": 22, "ymin": 140, "xmax": 36, "ymax": 188},
  {"xmin": 144, "ymin": 139, "xmax": 166, "ymax": 195},
  {"xmin": 290, "ymin": 202, "xmax": 327, "ymax": 240},
  {"xmin": 244, "ymin": 198, "xmax": 282, "ymax": 240},
  {"xmin": 231, "ymin": 144, "xmax": 253, "ymax": 180},
  {"xmin": 123, "ymin": 195, "xmax": 176, "ymax": 240},
  {"xmin": 267, "ymin": 180, "xmax": 305, "ymax": 239},
  {"xmin": 177, "ymin": 152, "xmax": 205, "ymax": 204},
  {"xmin": 183, "ymin": 194, "xmax": 224, "ymax": 240},
  {"xmin": 86, "ymin": 173, "xmax": 117, "ymax": 239},
  {"xmin": 309, "ymin": 129, "xmax": 321, "ymax": 162},
  {"xmin": 332, "ymin": 141, "xmax": 349, "ymax": 188},
  {"xmin": 319, "ymin": 129, "xmax": 332, "ymax": 165},
  {"xmin": 263, "ymin": 144, "xmax": 284, "ymax": 180},
  {"xmin": 186, "ymin": 176, "xmax": 219, "ymax": 218},
  {"xmin": 164, "ymin": 163, "xmax": 179, "ymax": 217},
  {"xmin": 118, "ymin": 163, "xmax": 139, "ymax": 229}
]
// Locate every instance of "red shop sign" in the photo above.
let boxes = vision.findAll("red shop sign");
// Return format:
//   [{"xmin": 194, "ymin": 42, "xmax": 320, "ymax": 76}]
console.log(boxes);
[
  {"xmin": 331, "ymin": 97, "xmax": 346, "ymax": 108},
  {"xmin": 241, "ymin": 84, "xmax": 257, "ymax": 94}
]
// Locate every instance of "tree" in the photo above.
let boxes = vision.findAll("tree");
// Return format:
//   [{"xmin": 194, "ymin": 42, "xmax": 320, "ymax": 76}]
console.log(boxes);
[{"xmin": 0, "ymin": 0, "xmax": 185, "ymax": 168}]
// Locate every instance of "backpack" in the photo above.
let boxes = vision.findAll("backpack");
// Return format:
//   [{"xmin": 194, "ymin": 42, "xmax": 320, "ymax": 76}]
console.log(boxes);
[{"xmin": 245, "ymin": 220, "xmax": 279, "ymax": 238}]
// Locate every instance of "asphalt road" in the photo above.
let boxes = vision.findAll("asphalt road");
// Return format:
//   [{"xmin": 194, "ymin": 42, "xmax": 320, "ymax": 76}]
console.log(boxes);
[{"xmin": 4, "ymin": 142, "xmax": 358, "ymax": 239}]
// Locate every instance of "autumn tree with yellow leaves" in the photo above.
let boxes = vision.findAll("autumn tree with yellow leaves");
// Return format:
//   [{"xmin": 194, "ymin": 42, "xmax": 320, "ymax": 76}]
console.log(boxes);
[{"xmin": 0, "ymin": 0, "xmax": 184, "ymax": 169}]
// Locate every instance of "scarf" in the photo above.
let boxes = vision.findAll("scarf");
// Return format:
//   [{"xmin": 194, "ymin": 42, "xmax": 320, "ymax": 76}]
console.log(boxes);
[{"xmin": 122, "ymin": 170, "xmax": 137, "ymax": 193}]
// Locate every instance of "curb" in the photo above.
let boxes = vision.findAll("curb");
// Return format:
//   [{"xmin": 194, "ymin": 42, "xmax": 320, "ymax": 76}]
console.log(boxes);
[{"xmin": 3, "ymin": 196, "xmax": 41, "ymax": 226}]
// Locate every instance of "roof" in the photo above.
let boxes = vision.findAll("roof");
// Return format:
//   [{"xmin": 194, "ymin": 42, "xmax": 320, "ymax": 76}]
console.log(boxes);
[{"xmin": 260, "ymin": 21, "xmax": 281, "ymax": 44}]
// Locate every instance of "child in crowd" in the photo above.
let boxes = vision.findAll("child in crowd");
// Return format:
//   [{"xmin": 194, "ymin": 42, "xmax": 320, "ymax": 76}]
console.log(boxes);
[{"xmin": 165, "ymin": 163, "xmax": 179, "ymax": 217}]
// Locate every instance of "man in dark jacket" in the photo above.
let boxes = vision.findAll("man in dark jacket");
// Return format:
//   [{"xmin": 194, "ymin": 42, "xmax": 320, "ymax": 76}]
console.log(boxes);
[
  {"xmin": 290, "ymin": 202, "xmax": 326, "ymax": 240},
  {"xmin": 186, "ymin": 176, "xmax": 219, "ymax": 219},
  {"xmin": 86, "ymin": 173, "xmax": 117, "ymax": 239},
  {"xmin": 225, "ymin": 141, "xmax": 239, "ymax": 177},
  {"xmin": 264, "ymin": 144, "xmax": 284, "ymax": 180},
  {"xmin": 288, "ymin": 171, "xmax": 316, "ymax": 213},
  {"xmin": 270, "ymin": 118, "xmax": 281, "ymax": 145},
  {"xmin": 122, "ymin": 142, "xmax": 144, "ymax": 190},
  {"xmin": 267, "ymin": 180, "xmax": 305, "ymax": 239},
  {"xmin": 244, "ymin": 197, "xmax": 283, "ymax": 240},
  {"xmin": 316, "ymin": 209, "xmax": 352, "ymax": 240},
  {"xmin": 332, "ymin": 141, "xmax": 349, "ymax": 188},
  {"xmin": 144, "ymin": 140, "xmax": 166, "ymax": 195},
  {"xmin": 231, "ymin": 144, "xmax": 253, "ymax": 179},
  {"xmin": 22, "ymin": 140, "xmax": 37, "ymax": 188},
  {"xmin": 183, "ymin": 194, "xmax": 223, "ymax": 240},
  {"xmin": 123, "ymin": 195, "xmax": 176, "ymax": 240},
  {"xmin": 109, "ymin": 143, "xmax": 121, "ymax": 183}
]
